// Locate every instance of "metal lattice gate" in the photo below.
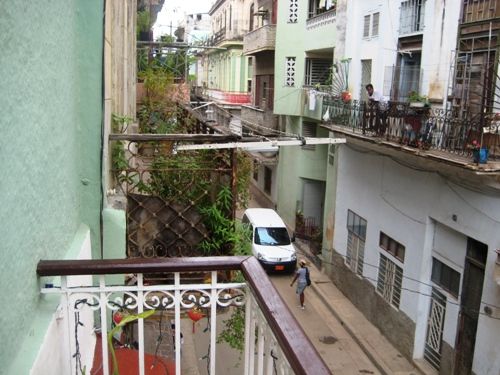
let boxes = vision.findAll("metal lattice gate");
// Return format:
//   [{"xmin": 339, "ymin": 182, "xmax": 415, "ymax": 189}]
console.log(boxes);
[{"xmin": 424, "ymin": 287, "xmax": 446, "ymax": 370}]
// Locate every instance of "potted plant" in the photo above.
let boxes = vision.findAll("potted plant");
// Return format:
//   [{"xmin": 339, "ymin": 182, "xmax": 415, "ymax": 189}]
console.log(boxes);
[{"xmin": 408, "ymin": 91, "xmax": 428, "ymax": 108}]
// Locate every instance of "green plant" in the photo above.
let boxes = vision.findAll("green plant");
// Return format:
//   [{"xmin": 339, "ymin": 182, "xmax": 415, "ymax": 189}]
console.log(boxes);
[
  {"xmin": 107, "ymin": 309, "xmax": 156, "ymax": 375},
  {"xmin": 217, "ymin": 306, "xmax": 246, "ymax": 353},
  {"xmin": 408, "ymin": 91, "xmax": 428, "ymax": 103},
  {"xmin": 136, "ymin": 10, "xmax": 151, "ymax": 34},
  {"xmin": 112, "ymin": 113, "xmax": 133, "ymax": 133}
]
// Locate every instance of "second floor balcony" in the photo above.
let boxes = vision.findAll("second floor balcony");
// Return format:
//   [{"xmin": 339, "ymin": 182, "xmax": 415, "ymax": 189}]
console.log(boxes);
[
  {"xmin": 321, "ymin": 98, "xmax": 500, "ymax": 177},
  {"xmin": 241, "ymin": 105, "xmax": 279, "ymax": 136},
  {"xmin": 243, "ymin": 24, "xmax": 276, "ymax": 55},
  {"xmin": 37, "ymin": 256, "xmax": 331, "ymax": 375}
]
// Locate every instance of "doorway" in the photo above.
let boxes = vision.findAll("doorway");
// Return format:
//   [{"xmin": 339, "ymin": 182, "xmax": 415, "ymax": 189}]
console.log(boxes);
[{"xmin": 454, "ymin": 238, "xmax": 487, "ymax": 375}]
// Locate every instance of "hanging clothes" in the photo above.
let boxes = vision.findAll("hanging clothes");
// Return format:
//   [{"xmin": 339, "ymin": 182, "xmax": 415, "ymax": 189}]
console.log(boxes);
[
  {"xmin": 323, "ymin": 106, "xmax": 330, "ymax": 122},
  {"xmin": 309, "ymin": 90, "xmax": 317, "ymax": 111}
]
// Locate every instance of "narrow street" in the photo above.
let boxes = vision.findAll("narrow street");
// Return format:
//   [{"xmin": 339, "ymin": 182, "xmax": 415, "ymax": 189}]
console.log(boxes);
[{"xmin": 269, "ymin": 272, "xmax": 381, "ymax": 374}]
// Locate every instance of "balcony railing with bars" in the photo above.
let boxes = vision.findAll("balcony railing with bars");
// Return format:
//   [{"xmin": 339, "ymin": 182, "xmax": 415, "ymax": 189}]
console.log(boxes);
[
  {"xmin": 37, "ymin": 256, "xmax": 331, "ymax": 375},
  {"xmin": 461, "ymin": 0, "xmax": 499, "ymax": 23},
  {"xmin": 322, "ymin": 98, "xmax": 500, "ymax": 161}
]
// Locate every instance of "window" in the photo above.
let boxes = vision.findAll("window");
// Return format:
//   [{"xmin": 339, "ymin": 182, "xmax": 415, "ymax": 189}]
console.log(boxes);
[
  {"xmin": 363, "ymin": 12, "xmax": 380, "ymax": 38},
  {"xmin": 264, "ymin": 167, "xmax": 272, "ymax": 194},
  {"xmin": 288, "ymin": 0, "xmax": 298, "ymax": 23},
  {"xmin": 302, "ymin": 122, "xmax": 317, "ymax": 150},
  {"xmin": 305, "ymin": 58, "xmax": 332, "ymax": 86},
  {"xmin": 379, "ymin": 232, "xmax": 405, "ymax": 262},
  {"xmin": 377, "ymin": 254, "xmax": 403, "ymax": 308},
  {"xmin": 308, "ymin": 0, "xmax": 336, "ymax": 18},
  {"xmin": 328, "ymin": 144, "xmax": 335, "ymax": 165},
  {"xmin": 372, "ymin": 12, "xmax": 379, "ymax": 36},
  {"xmin": 400, "ymin": 0, "xmax": 425, "ymax": 35},
  {"xmin": 253, "ymin": 160, "xmax": 259, "ymax": 180},
  {"xmin": 249, "ymin": 3, "xmax": 255, "ymax": 31},
  {"xmin": 431, "ymin": 258, "xmax": 460, "ymax": 298},
  {"xmin": 346, "ymin": 210, "xmax": 367, "ymax": 276},
  {"xmin": 285, "ymin": 57, "xmax": 296, "ymax": 86}
]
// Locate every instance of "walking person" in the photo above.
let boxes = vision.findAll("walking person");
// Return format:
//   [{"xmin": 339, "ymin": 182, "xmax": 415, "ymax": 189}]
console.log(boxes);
[{"xmin": 290, "ymin": 259, "xmax": 310, "ymax": 309}]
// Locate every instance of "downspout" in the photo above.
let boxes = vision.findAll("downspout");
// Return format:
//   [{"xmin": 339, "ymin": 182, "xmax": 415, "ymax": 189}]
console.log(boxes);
[{"xmin": 99, "ymin": 0, "xmax": 107, "ymax": 259}]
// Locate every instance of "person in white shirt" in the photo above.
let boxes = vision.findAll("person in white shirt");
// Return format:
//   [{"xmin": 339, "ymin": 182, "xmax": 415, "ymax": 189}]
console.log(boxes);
[{"xmin": 365, "ymin": 83, "xmax": 388, "ymax": 135}]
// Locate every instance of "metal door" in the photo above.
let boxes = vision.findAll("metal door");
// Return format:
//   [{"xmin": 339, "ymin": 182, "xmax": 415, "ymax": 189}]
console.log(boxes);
[{"xmin": 424, "ymin": 288, "xmax": 446, "ymax": 370}]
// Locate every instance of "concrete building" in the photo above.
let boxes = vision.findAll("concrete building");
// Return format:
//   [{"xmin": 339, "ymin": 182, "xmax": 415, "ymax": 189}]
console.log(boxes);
[
  {"xmin": 274, "ymin": 0, "xmax": 500, "ymax": 374},
  {"xmin": 316, "ymin": 0, "xmax": 500, "ymax": 374},
  {"xmin": 196, "ymin": 0, "xmax": 253, "ymax": 106},
  {"xmin": 274, "ymin": 0, "xmax": 338, "ymax": 235},
  {"xmin": 0, "ymin": 2, "xmax": 137, "ymax": 372},
  {"xmin": 242, "ymin": 0, "xmax": 280, "ymax": 208}
]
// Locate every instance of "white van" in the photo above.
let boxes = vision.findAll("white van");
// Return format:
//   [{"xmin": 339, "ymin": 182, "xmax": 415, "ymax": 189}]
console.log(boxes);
[{"xmin": 242, "ymin": 208, "xmax": 297, "ymax": 273}]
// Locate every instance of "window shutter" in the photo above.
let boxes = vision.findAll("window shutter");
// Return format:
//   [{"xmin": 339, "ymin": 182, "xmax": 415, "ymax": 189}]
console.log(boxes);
[
  {"xmin": 363, "ymin": 15, "xmax": 370, "ymax": 37},
  {"xmin": 372, "ymin": 12, "xmax": 379, "ymax": 36}
]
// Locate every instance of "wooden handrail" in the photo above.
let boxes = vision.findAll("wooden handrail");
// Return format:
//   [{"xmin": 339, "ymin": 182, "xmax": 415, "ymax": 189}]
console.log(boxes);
[{"xmin": 36, "ymin": 256, "xmax": 249, "ymax": 276}]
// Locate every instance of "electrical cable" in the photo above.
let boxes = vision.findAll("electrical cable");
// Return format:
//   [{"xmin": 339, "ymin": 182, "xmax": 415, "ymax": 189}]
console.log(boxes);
[{"xmin": 297, "ymin": 249, "xmax": 500, "ymax": 318}]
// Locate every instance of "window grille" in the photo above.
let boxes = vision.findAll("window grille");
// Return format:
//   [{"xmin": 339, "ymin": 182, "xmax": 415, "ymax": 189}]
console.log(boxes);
[
  {"xmin": 328, "ymin": 144, "xmax": 335, "ymax": 165},
  {"xmin": 302, "ymin": 122, "xmax": 317, "ymax": 150},
  {"xmin": 431, "ymin": 258, "xmax": 460, "ymax": 298},
  {"xmin": 288, "ymin": 0, "xmax": 298, "ymax": 23},
  {"xmin": 399, "ymin": 0, "xmax": 425, "ymax": 35},
  {"xmin": 285, "ymin": 57, "xmax": 296, "ymax": 86},
  {"xmin": 346, "ymin": 210, "xmax": 367, "ymax": 276},
  {"xmin": 377, "ymin": 254, "xmax": 403, "ymax": 308},
  {"xmin": 305, "ymin": 58, "xmax": 332, "ymax": 86}
]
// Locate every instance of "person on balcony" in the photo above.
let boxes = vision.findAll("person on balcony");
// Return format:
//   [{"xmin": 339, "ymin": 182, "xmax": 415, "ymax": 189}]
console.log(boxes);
[
  {"xmin": 290, "ymin": 259, "xmax": 309, "ymax": 310},
  {"xmin": 365, "ymin": 83, "xmax": 388, "ymax": 135}
]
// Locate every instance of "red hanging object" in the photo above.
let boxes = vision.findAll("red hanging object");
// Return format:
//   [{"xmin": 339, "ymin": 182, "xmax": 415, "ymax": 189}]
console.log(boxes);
[{"xmin": 187, "ymin": 308, "xmax": 204, "ymax": 333}]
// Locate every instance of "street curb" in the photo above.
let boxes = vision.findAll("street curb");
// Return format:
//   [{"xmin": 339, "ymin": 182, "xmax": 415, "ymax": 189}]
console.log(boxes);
[{"xmin": 309, "ymin": 281, "xmax": 392, "ymax": 375}]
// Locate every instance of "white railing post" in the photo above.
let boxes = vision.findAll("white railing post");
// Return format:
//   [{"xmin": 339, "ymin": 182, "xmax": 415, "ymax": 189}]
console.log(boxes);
[
  {"xmin": 174, "ymin": 272, "xmax": 181, "ymax": 375},
  {"xmin": 257, "ymin": 324, "xmax": 265, "ymax": 375},
  {"xmin": 99, "ymin": 275, "xmax": 110, "ymax": 375},
  {"xmin": 60, "ymin": 277, "xmax": 73, "ymax": 375},
  {"xmin": 210, "ymin": 271, "xmax": 218, "ymax": 375},
  {"xmin": 137, "ymin": 273, "xmax": 145, "ymax": 375},
  {"xmin": 244, "ymin": 290, "xmax": 252, "ymax": 375}
]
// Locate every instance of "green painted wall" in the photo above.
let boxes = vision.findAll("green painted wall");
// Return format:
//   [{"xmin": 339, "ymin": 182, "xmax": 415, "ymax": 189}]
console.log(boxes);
[
  {"xmin": 274, "ymin": 1, "xmax": 336, "ymax": 116},
  {"xmin": 0, "ymin": 1, "xmax": 103, "ymax": 371},
  {"xmin": 207, "ymin": 47, "xmax": 249, "ymax": 93},
  {"xmin": 277, "ymin": 116, "xmax": 329, "ymax": 226}
]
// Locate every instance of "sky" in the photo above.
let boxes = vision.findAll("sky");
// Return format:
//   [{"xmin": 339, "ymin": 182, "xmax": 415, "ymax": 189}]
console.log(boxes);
[{"xmin": 153, "ymin": 0, "xmax": 214, "ymax": 39}]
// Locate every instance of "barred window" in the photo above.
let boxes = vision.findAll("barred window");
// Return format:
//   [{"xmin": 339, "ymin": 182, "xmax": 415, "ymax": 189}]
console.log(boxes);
[
  {"xmin": 377, "ymin": 254, "xmax": 403, "ymax": 308},
  {"xmin": 346, "ymin": 210, "xmax": 367, "ymax": 276},
  {"xmin": 302, "ymin": 122, "xmax": 317, "ymax": 150}
]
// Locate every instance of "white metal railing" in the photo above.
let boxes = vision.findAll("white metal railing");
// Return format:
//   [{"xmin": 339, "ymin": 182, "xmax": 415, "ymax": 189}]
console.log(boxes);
[
  {"xmin": 306, "ymin": 9, "xmax": 336, "ymax": 30},
  {"xmin": 37, "ymin": 257, "xmax": 331, "ymax": 375}
]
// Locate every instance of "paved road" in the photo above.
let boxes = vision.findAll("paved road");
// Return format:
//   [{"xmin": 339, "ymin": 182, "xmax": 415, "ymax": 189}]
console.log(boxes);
[{"xmin": 269, "ymin": 273, "xmax": 381, "ymax": 374}]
